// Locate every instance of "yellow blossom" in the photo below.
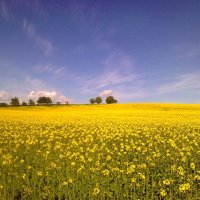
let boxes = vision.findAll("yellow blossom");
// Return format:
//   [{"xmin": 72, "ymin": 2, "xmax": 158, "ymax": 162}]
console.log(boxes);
[
  {"xmin": 93, "ymin": 187, "xmax": 100, "ymax": 196},
  {"xmin": 160, "ymin": 189, "xmax": 167, "ymax": 197},
  {"xmin": 179, "ymin": 183, "xmax": 191, "ymax": 192}
]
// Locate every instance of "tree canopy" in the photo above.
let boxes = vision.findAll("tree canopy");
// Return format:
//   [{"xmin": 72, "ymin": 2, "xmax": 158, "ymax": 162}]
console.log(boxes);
[
  {"xmin": 90, "ymin": 98, "xmax": 95, "ymax": 104},
  {"xmin": 95, "ymin": 96, "xmax": 102, "ymax": 104},
  {"xmin": 37, "ymin": 96, "xmax": 52, "ymax": 105},
  {"xmin": 105, "ymin": 96, "xmax": 117, "ymax": 104},
  {"xmin": 10, "ymin": 97, "xmax": 20, "ymax": 106},
  {"xmin": 21, "ymin": 102, "xmax": 28, "ymax": 106},
  {"xmin": 0, "ymin": 103, "xmax": 8, "ymax": 107},
  {"xmin": 29, "ymin": 99, "xmax": 35, "ymax": 105}
]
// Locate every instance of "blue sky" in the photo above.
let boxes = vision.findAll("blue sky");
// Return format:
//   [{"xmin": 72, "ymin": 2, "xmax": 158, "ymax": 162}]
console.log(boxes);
[{"xmin": 0, "ymin": 0, "xmax": 200, "ymax": 104}]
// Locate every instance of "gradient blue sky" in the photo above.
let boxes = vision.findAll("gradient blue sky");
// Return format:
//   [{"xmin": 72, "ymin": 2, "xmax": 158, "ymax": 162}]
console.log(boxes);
[{"xmin": 0, "ymin": 0, "xmax": 200, "ymax": 103}]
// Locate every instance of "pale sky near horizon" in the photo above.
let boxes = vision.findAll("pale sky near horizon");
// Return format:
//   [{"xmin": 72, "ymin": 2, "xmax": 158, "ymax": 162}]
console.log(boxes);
[{"xmin": 0, "ymin": 0, "xmax": 200, "ymax": 104}]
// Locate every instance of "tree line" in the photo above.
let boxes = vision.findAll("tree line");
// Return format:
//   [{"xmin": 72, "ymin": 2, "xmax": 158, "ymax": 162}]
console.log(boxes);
[
  {"xmin": 90, "ymin": 96, "xmax": 117, "ymax": 104},
  {"xmin": 0, "ymin": 95, "xmax": 118, "ymax": 107},
  {"xmin": 0, "ymin": 96, "xmax": 57, "ymax": 107}
]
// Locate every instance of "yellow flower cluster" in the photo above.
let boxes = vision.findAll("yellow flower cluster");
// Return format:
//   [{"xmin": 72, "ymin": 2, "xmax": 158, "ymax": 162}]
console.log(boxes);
[
  {"xmin": 179, "ymin": 183, "xmax": 191, "ymax": 192},
  {"xmin": 0, "ymin": 103, "xmax": 200, "ymax": 199}
]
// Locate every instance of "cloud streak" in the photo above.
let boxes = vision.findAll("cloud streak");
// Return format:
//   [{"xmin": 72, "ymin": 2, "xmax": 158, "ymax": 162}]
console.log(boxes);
[
  {"xmin": 69, "ymin": 1, "xmax": 101, "ymax": 24},
  {"xmin": 77, "ymin": 50, "xmax": 145, "ymax": 101},
  {"xmin": 23, "ymin": 20, "xmax": 53, "ymax": 56},
  {"xmin": 80, "ymin": 50, "xmax": 139, "ymax": 93},
  {"xmin": 99, "ymin": 89, "xmax": 113, "ymax": 97},
  {"xmin": 80, "ymin": 68, "xmax": 137, "ymax": 94},
  {"xmin": 0, "ymin": 1, "xmax": 9, "ymax": 19},
  {"xmin": 0, "ymin": 0, "xmax": 45, "ymax": 21},
  {"xmin": 156, "ymin": 72, "xmax": 200, "ymax": 94},
  {"xmin": 25, "ymin": 76, "xmax": 46, "ymax": 90},
  {"xmin": 174, "ymin": 43, "xmax": 200, "ymax": 61},
  {"xmin": 34, "ymin": 63, "xmax": 66, "ymax": 77}
]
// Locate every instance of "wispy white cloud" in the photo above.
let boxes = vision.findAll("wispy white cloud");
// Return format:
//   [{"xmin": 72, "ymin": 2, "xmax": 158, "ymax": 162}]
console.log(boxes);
[
  {"xmin": 0, "ymin": 1, "xmax": 9, "ymax": 19},
  {"xmin": 156, "ymin": 72, "xmax": 200, "ymax": 94},
  {"xmin": 0, "ymin": 90, "xmax": 10, "ymax": 102},
  {"xmin": 25, "ymin": 76, "xmax": 46, "ymax": 89},
  {"xmin": 23, "ymin": 19, "xmax": 53, "ymax": 56},
  {"xmin": 34, "ymin": 63, "xmax": 66, "ymax": 77},
  {"xmin": 182, "ymin": 48, "xmax": 200, "ymax": 59},
  {"xmin": 98, "ymin": 88, "xmax": 145, "ymax": 101},
  {"xmin": 103, "ymin": 50, "xmax": 133, "ymax": 70},
  {"xmin": 174, "ymin": 43, "xmax": 200, "ymax": 60},
  {"xmin": 0, "ymin": 89, "xmax": 72, "ymax": 104},
  {"xmin": 34, "ymin": 63, "xmax": 78, "ymax": 80},
  {"xmin": 0, "ymin": 76, "xmax": 47, "ymax": 101},
  {"xmin": 0, "ymin": 0, "xmax": 45, "ymax": 21},
  {"xmin": 96, "ymin": 69, "xmax": 136, "ymax": 89},
  {"xmin": 80, "ymin": 50, "xmax": 143, "ymax": 99},
  {"xmin": 80, "ymin": 69, "xmax": 137, "ymax": 94},
  {"xmin": 69, "ymin": 1, "xmax": 101, "ymax": 24},
  {"xmin": 23, "ymin": 0, "xmax": 42, "ymax": 13},
  {"xmin": 27, "ymin": 90, "xmax": 72, "ymax": 103},
  {"xmin": 99, "ymin": 89, "xmax": 113, "ymax": 97},
  {"xmin": 74, "ymin": 49, "xmax": 146, "ymax": 102}
]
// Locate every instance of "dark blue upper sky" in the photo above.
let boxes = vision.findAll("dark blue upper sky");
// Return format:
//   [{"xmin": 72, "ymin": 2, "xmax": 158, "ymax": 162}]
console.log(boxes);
[{"xmin": 0, "ymin": 0, "xmax": 200, "ymax": 103}]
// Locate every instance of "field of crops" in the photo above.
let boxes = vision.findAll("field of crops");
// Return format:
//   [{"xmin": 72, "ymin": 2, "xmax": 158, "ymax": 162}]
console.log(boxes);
[{"xmin": 0, "ymin": 104, "xmax": 200, "ymax": 199}]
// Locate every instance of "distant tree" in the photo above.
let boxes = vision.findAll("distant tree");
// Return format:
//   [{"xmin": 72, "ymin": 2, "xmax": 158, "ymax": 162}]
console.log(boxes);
[
  {"xmin": 29, "ymin": 99, "xmax": 35, "ymax": 106},
  {"xmin": 95, "ymin": 96, "xmax": 102, "ymax": 104},
  {"xmin": 0, "ymin": 103, "xmax": 8, "ymax": 107},
  {"xmin": 37, "ymin": 96, "xmax": 52, "ymax": 105},
  {"xmin": 65, "ymin": 101, "xmax": 69, "ymax": 105},
  {"xmin": 21, "ymin": 102, "xmax": 28, "ymax": 106},
  {"xmin": 105, "ymin": 96, "xmax": 118, "ymax": 104},
  {"xmin": 56, "ymin": 102, "xmax": 61, "ymax": 105},
  {"xmin": 10, "ymin": 97, "xmax": 20, "ymax": 106},
  {"xmin": 90, "ymin": 98, "xmax": 95, "ymax": 104}
]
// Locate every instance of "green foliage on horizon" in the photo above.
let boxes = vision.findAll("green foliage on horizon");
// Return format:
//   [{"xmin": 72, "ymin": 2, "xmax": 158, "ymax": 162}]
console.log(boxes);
[
  {"xmin": 37, "ymin": 96, "xmax": 52, "ymax": 105},
  {"xmin": 10, "ymin": 97, "xmax": 20, "ymax": 106}
]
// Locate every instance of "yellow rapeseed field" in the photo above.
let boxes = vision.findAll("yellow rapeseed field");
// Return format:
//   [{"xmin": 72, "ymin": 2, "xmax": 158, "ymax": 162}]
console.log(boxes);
[{"xmin": 0, "ymin": 104, "xmax": 200, "ymax": 199}]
